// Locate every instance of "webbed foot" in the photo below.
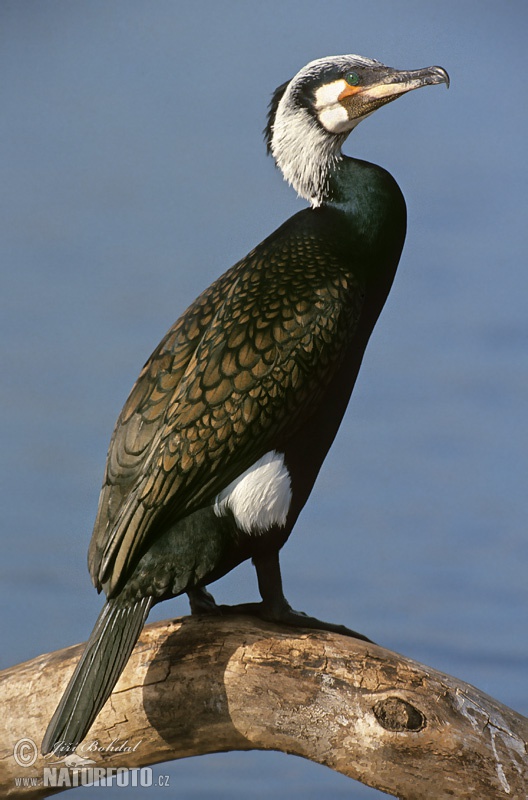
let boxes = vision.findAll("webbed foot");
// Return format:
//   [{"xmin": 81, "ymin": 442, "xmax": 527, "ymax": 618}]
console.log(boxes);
[
  {"xmin": 216, "ymin": 597, "xmax": 373, "ymax": 642},
  {"xmin": 187, "ymin": 551, "xmax": 373, "ymax": 644}
]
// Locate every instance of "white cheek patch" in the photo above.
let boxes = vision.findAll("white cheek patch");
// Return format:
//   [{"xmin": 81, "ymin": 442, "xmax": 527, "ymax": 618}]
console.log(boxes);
[
  {"xmin": 314, "ymin": 79, "xmax": 352, "ymax": 134},
  {"xmin": 314, "ymin": 79, "xmax": 347, "ymax": 107},
  {"xmin": 214, "ymin": 450, "xmax": 292, "ymax": 535}
]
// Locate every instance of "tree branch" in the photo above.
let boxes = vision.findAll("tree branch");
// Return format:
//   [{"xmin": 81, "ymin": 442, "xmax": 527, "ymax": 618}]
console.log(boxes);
[{"xmin": 1, "ymin": 616, "xmax": 527, "ymax": 798}]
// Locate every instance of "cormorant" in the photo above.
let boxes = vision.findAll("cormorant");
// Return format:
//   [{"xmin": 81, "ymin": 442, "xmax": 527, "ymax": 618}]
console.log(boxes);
[{"xmin": 42, "ymin": 54, "xmax": 448, "ymax": 755}]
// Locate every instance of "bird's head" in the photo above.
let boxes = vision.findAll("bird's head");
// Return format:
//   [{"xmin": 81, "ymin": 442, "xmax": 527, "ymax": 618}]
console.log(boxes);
[{"xmin": 265, "ymin": 55, "xmax": 449, "ymax": 207}]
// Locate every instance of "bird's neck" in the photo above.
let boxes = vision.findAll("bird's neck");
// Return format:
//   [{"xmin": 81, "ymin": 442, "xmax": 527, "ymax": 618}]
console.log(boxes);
[
  {"xmin": 272, "ymin": 103, "xmax": 406, "ymax": 255},
  {"xmin": 322, "ymin": 156, "xmax": 407, "ymax": 279},
  {"xmin": 272, "ymin": 110, "xmax": 391, "ymax": 218},
  {"xmin": 325, "ymin": 155, "xmax": 390, "ymax": 211},
  {"xmin": 271, "ymin": 105, "xmax": 349, "ymax": 206},
  {"xmin": 321, "ymin": 155, "xmax": 405, "ymax": 242}
]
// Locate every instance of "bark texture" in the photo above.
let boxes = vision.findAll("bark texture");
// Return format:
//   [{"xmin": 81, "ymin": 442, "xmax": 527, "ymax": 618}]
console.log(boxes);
[{"xmin": 1, "ymin": 615, "xmax": 527, "ymax": 798}]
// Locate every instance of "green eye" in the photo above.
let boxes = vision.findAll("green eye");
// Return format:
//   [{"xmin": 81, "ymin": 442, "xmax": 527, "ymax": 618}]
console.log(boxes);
[{"xmin": 345, "ymin": 71, "xmax": 360, "ymax": 86}]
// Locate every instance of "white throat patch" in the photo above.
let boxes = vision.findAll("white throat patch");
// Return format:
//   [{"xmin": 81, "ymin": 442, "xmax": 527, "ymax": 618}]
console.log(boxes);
[
  {"xmin": 270, "ymin": 98, "xmax": 345, "ymax": 206},
  {"xmin": 314, "ymin": 79, "xmax": 353, "ymax": 134},
  {"xmin": 213, "ymin": 450, "xmax": 292, "ymax": 535}
]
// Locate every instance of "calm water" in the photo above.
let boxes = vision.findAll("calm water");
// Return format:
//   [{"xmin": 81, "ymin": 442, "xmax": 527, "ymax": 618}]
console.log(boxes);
[{"xmin": 1, "ymin": 3, "xmax": 526, "ymax": 798}]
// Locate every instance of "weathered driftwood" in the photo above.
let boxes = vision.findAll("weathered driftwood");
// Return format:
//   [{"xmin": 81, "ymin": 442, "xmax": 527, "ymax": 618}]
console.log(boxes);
[{"xmin": 1, "ymin": 615, "xmax": 527, "ymax": 799}]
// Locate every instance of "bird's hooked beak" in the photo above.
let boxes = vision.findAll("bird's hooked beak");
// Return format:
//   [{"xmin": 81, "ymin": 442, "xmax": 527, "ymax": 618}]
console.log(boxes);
[
  {"xmin": 366, "ymin": 65, "xmax": 449, "ymax": 99},
  {"xmin": 333, "ymin": 63, "xmax": 449, "ymax": 127},
  {"xmin": 340, "ymin": 64, "xmax": 450, "ymax": 107}
]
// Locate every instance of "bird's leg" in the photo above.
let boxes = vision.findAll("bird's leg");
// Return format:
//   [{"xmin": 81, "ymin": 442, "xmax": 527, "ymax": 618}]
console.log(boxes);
[
  {"xmin": 187, "ymin": 587, "xmax": 222, "ymax": 615},
  {"xmin": 218, "ymin": 551, "xmax": 373, "ymax": 643},
  {"xmin": 254, "ymin": 551, "xmax": 373, "ymax": 641}
]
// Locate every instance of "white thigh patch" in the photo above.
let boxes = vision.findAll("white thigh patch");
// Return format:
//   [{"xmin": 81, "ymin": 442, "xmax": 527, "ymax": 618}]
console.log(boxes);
[{"xmin": 213, "ymin": 451, "xmax": 292, "ymax": 535}]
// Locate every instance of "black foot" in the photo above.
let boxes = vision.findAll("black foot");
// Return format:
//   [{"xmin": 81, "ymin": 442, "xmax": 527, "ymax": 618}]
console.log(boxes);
[
  {"xmin": 216, "ymin": 599, "xmax": 373, "ymax": 643},
  {"xmin": 188, "ymin": 587, "xmax": 222, "ymax": 616}
]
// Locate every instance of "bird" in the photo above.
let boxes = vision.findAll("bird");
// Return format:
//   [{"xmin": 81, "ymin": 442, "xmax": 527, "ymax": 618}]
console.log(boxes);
[{"xmin": 42, "ymin": 53, "xmax": 449, "ymax": 756}]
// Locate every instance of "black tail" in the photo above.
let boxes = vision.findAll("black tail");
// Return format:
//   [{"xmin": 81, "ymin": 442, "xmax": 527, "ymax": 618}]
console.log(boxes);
[{"xmin": 41, "ymin": 595, "xmax": 152, "ymax": 755}]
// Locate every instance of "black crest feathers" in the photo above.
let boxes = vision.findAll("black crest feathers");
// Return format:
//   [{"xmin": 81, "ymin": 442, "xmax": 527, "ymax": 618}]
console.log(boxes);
[{"xmin": 264, "ymin": 79, "xmax": 290, "ymax": 155}]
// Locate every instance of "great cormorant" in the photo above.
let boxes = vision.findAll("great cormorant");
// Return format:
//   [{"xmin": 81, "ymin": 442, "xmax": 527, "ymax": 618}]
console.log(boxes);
[{"xmin": 42, "ymin": 54, "xmax": 449, "ymax": 755}]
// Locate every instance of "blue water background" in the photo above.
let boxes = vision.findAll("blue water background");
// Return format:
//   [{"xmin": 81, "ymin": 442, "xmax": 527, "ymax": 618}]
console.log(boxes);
[{"xmin": 1, "ymin": 2, "xmax": 526, "ymax": 797}]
